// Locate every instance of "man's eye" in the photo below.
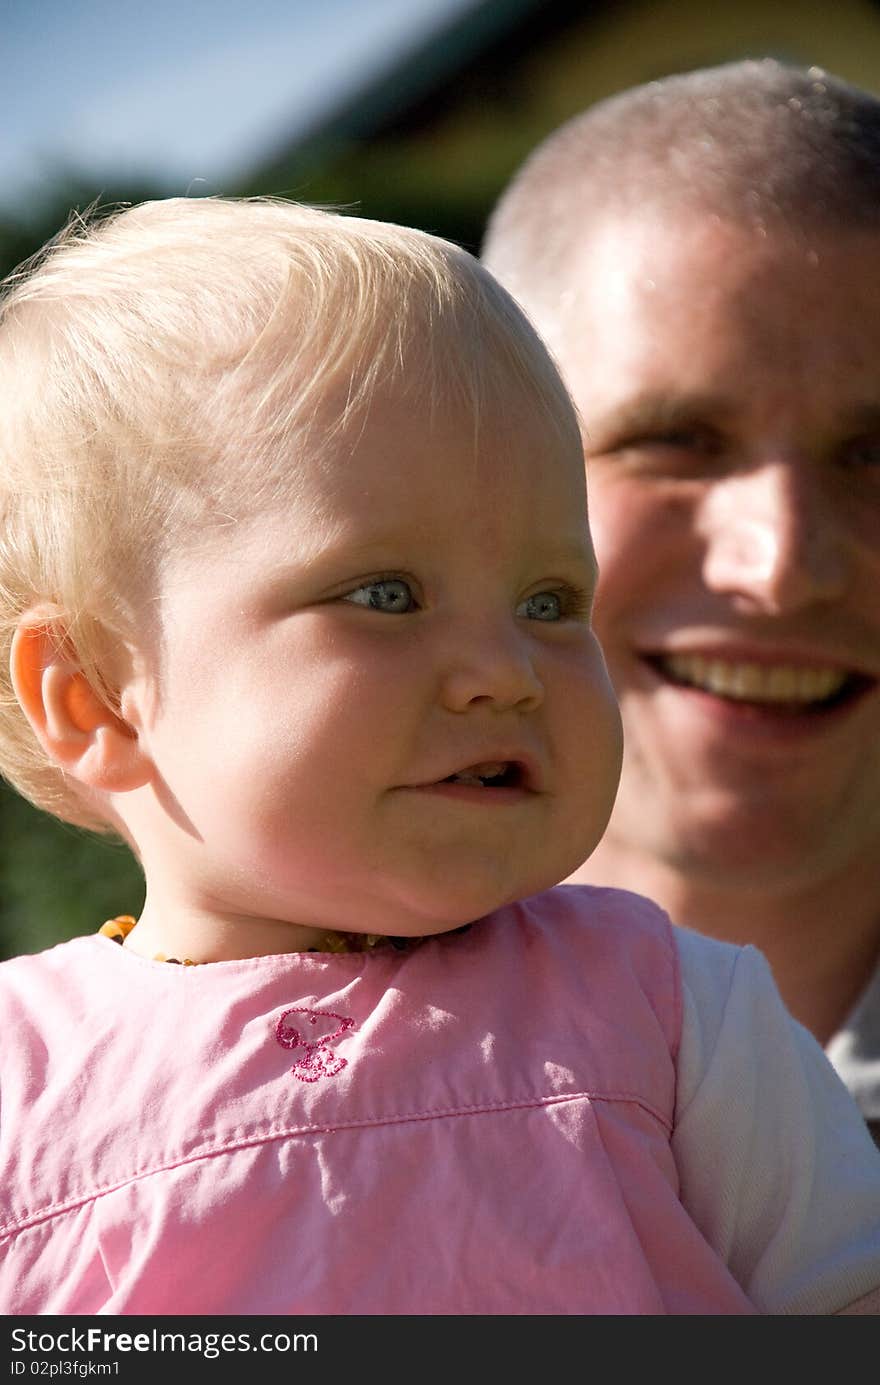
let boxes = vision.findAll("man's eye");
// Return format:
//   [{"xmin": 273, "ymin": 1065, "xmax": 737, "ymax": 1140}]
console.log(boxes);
[
  {"xmin": 634, "ymin": 426, "xmax": 721, "ymax": 455},
  {"xmin": 845, "ymin": 437, "xmax": 880, "ymax": 468},
  {"xmin": 604, "ymin": 424, "xmax": 723, "ymax": 466},
  {"xmin": 517, "ymin": 591, "xmax": 563, "ymax": 622},
  {"xmin": 344, "ymin": 578, "xmax": 416, "ymax": 613},
  {"xmin": 664, "ymin": 428, "xmax": 714, "ymax": 448}
]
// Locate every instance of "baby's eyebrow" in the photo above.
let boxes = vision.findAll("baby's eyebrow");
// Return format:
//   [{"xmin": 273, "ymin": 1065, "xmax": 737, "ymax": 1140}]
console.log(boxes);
[
  {"xmin": 541, "ymin": 541, "xmax": 598, "ymax": 573},
  {"xmin": 254, "ymin": 538, "xmax": 411, "ymax": 597},
  {"xmin": 269, "ymin": 536, "xmax": 408, "ymax": 573}
]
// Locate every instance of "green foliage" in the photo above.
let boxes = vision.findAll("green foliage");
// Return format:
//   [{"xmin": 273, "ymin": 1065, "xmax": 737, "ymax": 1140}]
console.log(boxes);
[
  {"xmin": 0, "ymin": 175, "xmax": 162, "ymax": 962},
  {"xmin": 0, "ymin": 781, "xmax": 144, "ymax": 961},
  {"xmin": 0, "ymin": 174, "xmax": 177, "ymax": 281}
]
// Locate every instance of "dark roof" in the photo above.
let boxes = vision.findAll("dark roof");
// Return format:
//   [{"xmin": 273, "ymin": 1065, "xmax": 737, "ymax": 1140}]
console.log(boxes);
[{"xmin": 255, "ymin": 0, "xmax": 605, "ymax": 181}]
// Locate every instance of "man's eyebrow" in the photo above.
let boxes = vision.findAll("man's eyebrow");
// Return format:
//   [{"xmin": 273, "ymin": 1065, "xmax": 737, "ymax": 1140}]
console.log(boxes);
[
  {"xmin": 582, "ymin": 392, "xmax": 732, "ymax": 447},
  {"xmin": 582, "ymin": 397, "xmax": 880, "ymax": 447},
  {"xmin": 842, "ymin": 404, "xmax": 880, "ymax": 434}
]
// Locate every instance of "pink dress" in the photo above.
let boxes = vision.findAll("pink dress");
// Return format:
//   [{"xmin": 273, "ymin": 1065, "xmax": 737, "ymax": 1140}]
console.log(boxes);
[{"xmin": 0, "ymin": 885, "xmax": 873, "ymax": 1314}]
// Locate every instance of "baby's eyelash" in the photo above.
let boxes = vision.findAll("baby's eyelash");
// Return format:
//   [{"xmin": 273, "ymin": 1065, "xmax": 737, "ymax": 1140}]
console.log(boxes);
[
  {"xmin": 549, "ymin": 583, "xmax": 593, "ymax": 620},
  {"xmin": 340, "ymin": 573, "xmax": 421, "ymax": 615}
]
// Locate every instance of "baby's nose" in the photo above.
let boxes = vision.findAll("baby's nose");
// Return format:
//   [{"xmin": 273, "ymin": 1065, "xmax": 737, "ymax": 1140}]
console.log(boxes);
[{"xmin": 438, "ymin": 622, "xmax": 544, "ymax": 714}]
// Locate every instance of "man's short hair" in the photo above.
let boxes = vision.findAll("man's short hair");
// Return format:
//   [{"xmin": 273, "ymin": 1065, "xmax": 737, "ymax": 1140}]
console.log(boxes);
[{"xmin": 483, "ymin": 58, "xmax": 880, "ymax": 313}]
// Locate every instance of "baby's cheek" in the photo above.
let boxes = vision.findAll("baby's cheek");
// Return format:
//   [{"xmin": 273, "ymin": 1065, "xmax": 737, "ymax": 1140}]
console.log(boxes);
[{"xmin": 558, "ymin": 659, "xmax": 622, "ymax": 811}]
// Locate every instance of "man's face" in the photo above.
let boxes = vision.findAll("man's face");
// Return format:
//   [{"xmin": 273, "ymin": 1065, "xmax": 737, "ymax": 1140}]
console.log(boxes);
[
  {"xmin": 126, "ymin": 373, "xmax": 622, "ymax": 938},
  {"xmin": 555, "ymin": 215, "xmax": 880, "ymax": 891}
]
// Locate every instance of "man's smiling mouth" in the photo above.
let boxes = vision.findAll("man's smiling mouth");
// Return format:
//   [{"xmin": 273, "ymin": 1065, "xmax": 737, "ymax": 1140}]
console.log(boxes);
[{"xmin": 650, "ymin": 653, "xmax": 870, "ymax": 710}]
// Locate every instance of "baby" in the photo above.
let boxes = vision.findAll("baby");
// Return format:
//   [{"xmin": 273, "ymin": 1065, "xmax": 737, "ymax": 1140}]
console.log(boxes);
[{"xmin": 0, "ymin": 198, "xmax": 878, "ymax": 1316}]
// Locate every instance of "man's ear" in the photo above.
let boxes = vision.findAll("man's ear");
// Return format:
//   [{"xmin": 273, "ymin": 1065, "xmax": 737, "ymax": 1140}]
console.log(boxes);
[{"xmin": 10, "ymin": 616, "xmax": 152, "ymax": 794}]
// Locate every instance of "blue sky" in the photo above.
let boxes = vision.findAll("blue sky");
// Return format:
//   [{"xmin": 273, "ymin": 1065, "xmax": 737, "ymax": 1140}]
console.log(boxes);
[{"xmin": 1, "ymin": 0, "xmax": 475, "ymax": 214}]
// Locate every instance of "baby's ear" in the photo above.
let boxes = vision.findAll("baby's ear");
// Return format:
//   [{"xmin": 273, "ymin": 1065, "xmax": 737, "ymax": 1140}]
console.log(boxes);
[{"xmin": 10, "ymin": 612, "xmax": 151, "ymax": 794}]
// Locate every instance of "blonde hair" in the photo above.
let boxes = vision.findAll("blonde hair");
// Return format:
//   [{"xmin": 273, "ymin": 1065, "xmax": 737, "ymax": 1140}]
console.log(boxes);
[{"xmin": 0, "ymin": 196, "xmax": 578, "ymax": 831}]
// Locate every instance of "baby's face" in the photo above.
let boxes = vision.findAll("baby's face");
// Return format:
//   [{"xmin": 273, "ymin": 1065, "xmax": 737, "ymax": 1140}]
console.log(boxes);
[{"xmin": 128, "ymin": 379, "xmax": 622, "ymax": 937}]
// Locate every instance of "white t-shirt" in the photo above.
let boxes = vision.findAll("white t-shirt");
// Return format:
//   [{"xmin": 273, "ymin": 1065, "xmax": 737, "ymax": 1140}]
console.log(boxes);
[
  {"xmin": 826, "ymin": 958, "xmax": 880, "ymax": 1131},
  {"xmin": 674, "ymin": 928, "xmax": 880, "ymax": 1313}
]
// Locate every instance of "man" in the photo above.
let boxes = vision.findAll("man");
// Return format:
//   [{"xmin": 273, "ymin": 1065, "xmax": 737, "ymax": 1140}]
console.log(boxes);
[{"xmin": 482, "ymin": 59, "xmax": 880, "ymax": 1140}]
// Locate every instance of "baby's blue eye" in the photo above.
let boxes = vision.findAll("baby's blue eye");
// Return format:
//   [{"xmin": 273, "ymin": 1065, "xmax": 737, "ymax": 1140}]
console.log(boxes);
[
  {"xmin": 345, "ymin": 578, "xmax": 415, "ymax": 613},
  {"xmin": 518, "ymin": 591, "xmax": 562, "ymax": 622}
]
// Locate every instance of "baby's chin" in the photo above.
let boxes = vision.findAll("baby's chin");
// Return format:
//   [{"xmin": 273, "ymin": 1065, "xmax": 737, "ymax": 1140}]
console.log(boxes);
[
  {"xmin": 302, "ymin": 830, "xmax": 608, "ymax": 944},
  {"xmin": 374, "ymin": 864, "xmax": 592, "ymax": 939}
]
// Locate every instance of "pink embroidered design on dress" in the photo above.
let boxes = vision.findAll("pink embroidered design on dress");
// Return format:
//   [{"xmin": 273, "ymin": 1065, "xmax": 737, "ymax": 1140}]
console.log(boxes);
[{"xmin": 275, "ymin": 1007, "xmax": 355, "ymax": 1083}]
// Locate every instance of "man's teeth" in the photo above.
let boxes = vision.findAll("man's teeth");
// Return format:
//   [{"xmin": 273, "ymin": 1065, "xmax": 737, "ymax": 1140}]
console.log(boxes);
[
  {"xmin": 661, "ymin": 654, "xmax": 847, "ymax": 704},
  {"xmin": 448, "ymin": 761, "xmax": 508, "ymax": 785}
]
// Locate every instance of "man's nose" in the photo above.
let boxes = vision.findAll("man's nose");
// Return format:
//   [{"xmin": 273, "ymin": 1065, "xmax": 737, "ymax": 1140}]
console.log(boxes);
[
  {"xmin": 698, "ymin": 459, "xmax": 849, "ymax": 613},
  {"xmin": 438, "ymin": 619, "xmax": 545, "ymax": 714}
]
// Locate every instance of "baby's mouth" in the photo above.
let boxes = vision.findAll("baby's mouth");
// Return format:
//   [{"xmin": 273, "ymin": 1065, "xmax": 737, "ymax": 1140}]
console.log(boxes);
[
  {"xmin": 442, "ymin": 761, "xmax": 523, "ymax": 788},
  {"xmin": 651, "ymin": 653, "xmax": 868, "ymax": 710}
]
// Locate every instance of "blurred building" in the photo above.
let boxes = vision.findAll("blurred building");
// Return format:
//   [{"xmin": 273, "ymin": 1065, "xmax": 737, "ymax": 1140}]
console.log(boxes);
[{"xmin": 243, "ymin": 0, "xmax": 880, "ymax": 251}]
